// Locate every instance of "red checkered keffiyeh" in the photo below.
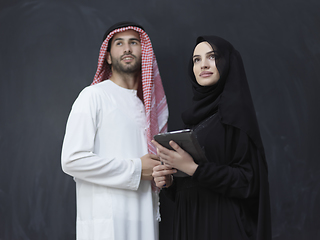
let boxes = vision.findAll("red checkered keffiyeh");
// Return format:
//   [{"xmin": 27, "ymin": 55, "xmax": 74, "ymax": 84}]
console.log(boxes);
[{"xmin": 91, "ymin": 26, "xmax": 169, "ymax": 194}]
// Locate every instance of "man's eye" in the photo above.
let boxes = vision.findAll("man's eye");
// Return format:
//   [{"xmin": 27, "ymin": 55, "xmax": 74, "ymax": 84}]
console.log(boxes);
[
  {"xmin": 131, "ymin": 41, "xmax": 138, "ymax": 45},
  {"xmin": 116, "ymin": 42, "xmax": 122, "ymax": 46}
]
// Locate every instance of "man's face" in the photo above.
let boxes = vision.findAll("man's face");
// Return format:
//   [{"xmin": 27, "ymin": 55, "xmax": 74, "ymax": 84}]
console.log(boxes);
[{"xmin": 106, "ymin": 30, "xmax": 142, "ymax": 74}]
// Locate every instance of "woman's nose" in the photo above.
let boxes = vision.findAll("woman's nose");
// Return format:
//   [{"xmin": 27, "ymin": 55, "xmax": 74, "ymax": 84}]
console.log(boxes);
[{"xmin": 201, "ymin": 59, "xmax": 209, "ymax": 69}]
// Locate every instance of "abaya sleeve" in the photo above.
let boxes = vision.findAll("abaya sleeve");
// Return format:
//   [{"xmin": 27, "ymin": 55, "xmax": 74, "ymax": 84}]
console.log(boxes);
[
  {"xmin": 192, "ymin": 124, "xmax": 263, "ymax": 199},
  {"xmin": 161, "ymin": 177, "xmax": 178, "ymax": 202}
]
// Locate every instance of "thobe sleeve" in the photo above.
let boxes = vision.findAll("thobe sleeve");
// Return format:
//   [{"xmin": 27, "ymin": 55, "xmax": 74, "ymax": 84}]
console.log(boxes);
[
  {"xmin": 61, "ymin": 87, "xmax": 142, "ymax": 190},
  {"xmin": 192, "ymin": 126, "xmax": 261, "ymax": 199}
]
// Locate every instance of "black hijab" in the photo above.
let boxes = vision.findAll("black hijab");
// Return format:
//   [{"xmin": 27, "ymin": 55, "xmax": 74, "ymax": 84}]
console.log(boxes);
[{"xmin": 182, "ymin": 36, "xmax": 265, "ymax": 157}]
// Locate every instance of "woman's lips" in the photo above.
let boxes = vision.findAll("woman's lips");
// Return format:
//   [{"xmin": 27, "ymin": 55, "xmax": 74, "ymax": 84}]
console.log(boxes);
[{"xmin": 200, "ymin": 71, "xmax": 213, "ymax": 77}]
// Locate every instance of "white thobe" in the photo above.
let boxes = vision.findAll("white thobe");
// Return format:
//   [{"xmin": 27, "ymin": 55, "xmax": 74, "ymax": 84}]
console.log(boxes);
[{"xmin": 61, "ymin": 80, "xmax": 159, "ymax": 240}]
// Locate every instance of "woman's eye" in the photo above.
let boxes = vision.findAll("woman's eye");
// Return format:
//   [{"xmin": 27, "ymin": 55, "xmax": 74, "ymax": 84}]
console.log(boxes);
[
  {"xmin": 209, "ymin": 54, "xmax": 216, "ymax": 59},
  {"xmin": 193, "ymin": 58, "xmax": 200, "ymax": 63}
]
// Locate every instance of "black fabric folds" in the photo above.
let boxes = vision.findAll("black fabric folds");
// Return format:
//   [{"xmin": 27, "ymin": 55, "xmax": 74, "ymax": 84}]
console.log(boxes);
[{"xmin": 164, "ymin": 36, "xmax": 271, "ymax": 240}]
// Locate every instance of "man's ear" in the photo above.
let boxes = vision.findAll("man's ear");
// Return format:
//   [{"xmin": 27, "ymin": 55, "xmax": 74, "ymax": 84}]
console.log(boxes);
[{"xmin": 106, "ymin": 52, "xmax": 112, "ymax": 65}]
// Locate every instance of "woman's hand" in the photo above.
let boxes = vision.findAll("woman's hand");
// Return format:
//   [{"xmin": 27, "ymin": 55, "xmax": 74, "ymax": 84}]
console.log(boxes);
[
  {"xmin": 151, "ymin": 140, "xmax": 199, "ymax": 176},
  {"xmin": 152, "ymin": 164, "xmax": 176, "ymax": 188}
]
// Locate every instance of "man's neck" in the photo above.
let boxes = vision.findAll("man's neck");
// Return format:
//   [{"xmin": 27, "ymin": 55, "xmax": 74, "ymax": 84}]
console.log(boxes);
[{"xmin": 109, "ymin": 71, "xmax": 141, "ymax": 90}]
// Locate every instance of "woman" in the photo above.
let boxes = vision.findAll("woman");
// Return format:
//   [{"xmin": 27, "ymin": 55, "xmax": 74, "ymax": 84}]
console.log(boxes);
[{"xmin": 152, "ymin": 36, "xmax": 271, "ymax": 240}]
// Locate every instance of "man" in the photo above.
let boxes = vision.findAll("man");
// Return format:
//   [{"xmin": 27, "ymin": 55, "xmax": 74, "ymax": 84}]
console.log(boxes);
[{"xmin": 61, "ymin": 22, "xmax": 168, "ymax": 240}]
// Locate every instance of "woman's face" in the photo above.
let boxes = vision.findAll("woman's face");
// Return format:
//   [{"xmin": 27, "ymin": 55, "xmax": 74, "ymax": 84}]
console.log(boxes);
[{"xmin": 192, "ymin": 41, "xmax": 220, "ymax": 86}]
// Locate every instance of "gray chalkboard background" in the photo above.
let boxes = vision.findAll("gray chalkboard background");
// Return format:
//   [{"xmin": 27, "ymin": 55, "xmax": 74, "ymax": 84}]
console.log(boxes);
[{"xmin": 1, "ymin": 0, "xmax": 320, "ymax": 239}]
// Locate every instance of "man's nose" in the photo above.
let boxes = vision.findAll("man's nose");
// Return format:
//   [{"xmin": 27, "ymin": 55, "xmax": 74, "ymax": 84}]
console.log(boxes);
[{"xmin": 123, "ymin": 43, "xmax": 132, "ymax": 53}]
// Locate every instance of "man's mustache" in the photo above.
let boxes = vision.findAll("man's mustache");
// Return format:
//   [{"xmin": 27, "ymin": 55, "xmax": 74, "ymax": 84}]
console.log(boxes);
[{"xmin": 121, "ymin": 54, "xmax": 136, "ymax": 60}]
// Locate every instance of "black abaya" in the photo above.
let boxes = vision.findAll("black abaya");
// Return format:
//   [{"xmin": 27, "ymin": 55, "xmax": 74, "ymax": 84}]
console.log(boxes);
[
  {"xmin": 164, "ymin": 35, "xmax": 271, "ymax": 240},
  {"xmin": 165, "ymin": 114, "xmax": 271, "ymax": 240}
]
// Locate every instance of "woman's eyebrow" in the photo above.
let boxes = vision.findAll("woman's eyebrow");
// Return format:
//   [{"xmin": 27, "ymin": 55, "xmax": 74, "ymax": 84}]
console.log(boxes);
[
  {"xmin": 193, "ymin": 50, "xmax": 217, "ymax": 58},
  {"xmin": 205, "ymin": 50, "xmax": 217, "ymax": 55}
]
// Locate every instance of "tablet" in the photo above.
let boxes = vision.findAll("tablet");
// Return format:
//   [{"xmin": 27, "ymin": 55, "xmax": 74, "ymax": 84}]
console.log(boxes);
[{"xmin": 153, "ymin": 129, "xmax": 207, "ymax": 177}]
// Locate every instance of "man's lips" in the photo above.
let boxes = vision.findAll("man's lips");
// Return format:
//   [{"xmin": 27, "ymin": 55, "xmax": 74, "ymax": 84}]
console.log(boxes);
[
  {"xmin": 121, "ymin": 55, "xmax": 135, "ymax": 62},
  {"xmin": 199, "ymin": 71, "xmax": 213, "ymax": 77}
]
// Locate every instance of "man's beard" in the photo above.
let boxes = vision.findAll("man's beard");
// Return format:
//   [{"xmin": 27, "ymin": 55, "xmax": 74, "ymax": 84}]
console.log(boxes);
[{"xmin": 110, "ymin": 54, "xmax": 141, "ymax": 74}]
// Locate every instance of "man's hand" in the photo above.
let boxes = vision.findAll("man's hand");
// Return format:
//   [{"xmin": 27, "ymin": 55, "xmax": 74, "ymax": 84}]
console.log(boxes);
[{"xmin": 141, "ymin": 154, "xmax": 161, "ymax": 181}]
